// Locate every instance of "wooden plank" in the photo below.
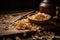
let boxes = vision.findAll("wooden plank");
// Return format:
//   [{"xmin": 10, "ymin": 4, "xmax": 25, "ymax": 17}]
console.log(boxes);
[
  {"xmin": 0, "ymin": 10, "xmax": 36, "ymax": 36},
  {"xmin": 0, "ymin": 30, "xmax": 33, "ymax": 36}
]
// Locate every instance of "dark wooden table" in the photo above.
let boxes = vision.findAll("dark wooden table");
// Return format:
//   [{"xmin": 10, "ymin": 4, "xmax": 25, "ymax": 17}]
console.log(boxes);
[
  {"xmin": 0, "ymin": 10, "xmax": 37, "ymax": 40},
  {"xmin": 0, "ymin": 10, "xmax": 60, "ymax": 40}
]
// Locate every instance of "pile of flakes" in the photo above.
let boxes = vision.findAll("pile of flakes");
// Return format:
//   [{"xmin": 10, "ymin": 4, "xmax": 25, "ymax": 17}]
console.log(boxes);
[
  {"xmin": 0, "ymin": 13, "xmax": 22, "ymax": 30},
  {"xmin": 31, "ymin": 31, "xmax": 55, "ymax": 40},
  {"xmin": 13, "ymin": 18, "xmax": 43, "ymax": 31}
]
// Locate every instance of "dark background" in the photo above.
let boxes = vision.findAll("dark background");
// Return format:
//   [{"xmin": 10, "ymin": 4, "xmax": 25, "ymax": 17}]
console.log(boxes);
[{"xmin": 0, "ymin": 0, "xmax": 42, "ymax": 12}]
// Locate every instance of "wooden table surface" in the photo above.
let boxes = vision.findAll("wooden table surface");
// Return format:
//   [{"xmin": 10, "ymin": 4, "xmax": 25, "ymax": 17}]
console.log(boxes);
[
  {"xmin": 0, "ymin": 10, "xmax": 35, "ymax": 37},
  {"xmin": 0, "ymin": 10, "xmax": 60, "ymax": 37}
]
